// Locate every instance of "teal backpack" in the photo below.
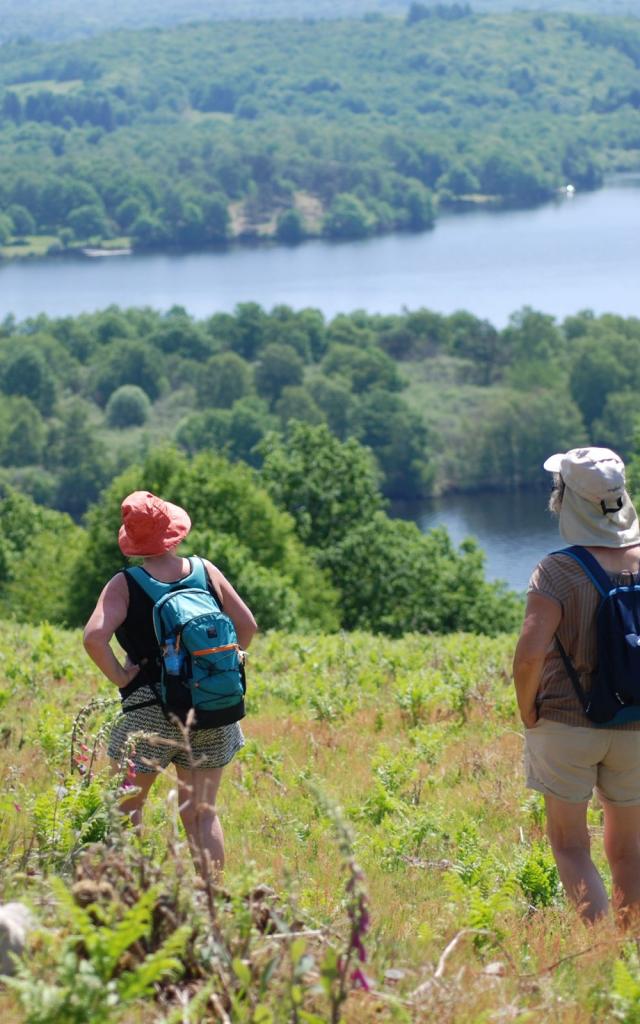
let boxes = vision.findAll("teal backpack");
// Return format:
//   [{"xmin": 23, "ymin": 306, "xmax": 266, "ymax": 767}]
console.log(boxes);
[{"xmin": 126, "ymin": 557, "xmax": 246, "ymax": 729}]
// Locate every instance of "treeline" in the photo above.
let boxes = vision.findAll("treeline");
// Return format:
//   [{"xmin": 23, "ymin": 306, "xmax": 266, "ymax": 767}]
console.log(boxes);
[
  {"xmin": 1, "ymin": 11, "xmax": 639, "ymax": 251},
  {"xmin": 0, "ymin": 303, "xmax": 637, "ymax": 514},
  {"xmin": 0, "ymin": 0, "xmax": 626, "ymax": 46}
]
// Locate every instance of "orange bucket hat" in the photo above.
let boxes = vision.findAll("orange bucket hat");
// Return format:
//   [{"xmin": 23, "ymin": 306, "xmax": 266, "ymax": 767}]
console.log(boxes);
[{"xmin": 118, "ymin": 491, "xmax": 191, "ymax": 557}]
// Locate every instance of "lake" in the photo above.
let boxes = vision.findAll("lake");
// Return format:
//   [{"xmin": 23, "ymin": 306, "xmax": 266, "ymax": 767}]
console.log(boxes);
[
  {"xmin": 2, "ymin": 176, "xmax": 640, "ymax": 327},
  {"xmin": 3, "ymin": 178, "xmax": 638, "ymax": 591},
  {"xmin": 399, "ymin": 489, "xmax": 559, "ymax": 593}
]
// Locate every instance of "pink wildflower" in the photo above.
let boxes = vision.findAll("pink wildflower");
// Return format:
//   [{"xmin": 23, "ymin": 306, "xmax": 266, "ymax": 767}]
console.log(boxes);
[
  {"xmin": 122, "ymin": 759, "xmax": 137, "ymax": 789},
  {"xmin": 350, "ymin": 967, "xmax": 371, "ymax": 991}
]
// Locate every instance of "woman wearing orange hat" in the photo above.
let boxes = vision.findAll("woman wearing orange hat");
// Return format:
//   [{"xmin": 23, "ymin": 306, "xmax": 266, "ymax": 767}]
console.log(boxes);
[
  {"xmin": 83, "ymin": 490, "xmax": 257, "ymax": 877},
  {"xmin": 513, "ymin": 448, "xmax": 640, "ymax": 924}
]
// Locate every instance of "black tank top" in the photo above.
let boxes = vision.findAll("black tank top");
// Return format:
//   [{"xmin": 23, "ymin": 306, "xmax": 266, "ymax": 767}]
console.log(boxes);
[{"xmin": 115, "ymin": 557, "xmax": 222, "ymax": 700}]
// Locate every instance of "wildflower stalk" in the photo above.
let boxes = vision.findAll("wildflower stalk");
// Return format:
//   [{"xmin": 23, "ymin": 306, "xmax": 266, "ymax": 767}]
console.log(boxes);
[{"xmin": 308, "ymin": 784, "xmax": 371, "ymax": 1023}]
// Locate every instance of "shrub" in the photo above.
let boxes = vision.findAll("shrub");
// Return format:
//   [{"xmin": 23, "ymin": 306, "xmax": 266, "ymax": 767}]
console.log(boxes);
[{"xmin": 105, "ymin": 385, "xmax": 151, "ymax": 428}]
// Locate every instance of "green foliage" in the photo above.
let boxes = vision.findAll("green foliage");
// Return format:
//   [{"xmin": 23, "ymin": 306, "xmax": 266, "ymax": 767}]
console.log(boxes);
[
  {"xmin": 1, "ymin": 345, "xmax": 57, "ymax": 415},
  {"xmin": 195, "ymin": 351, "xmax": 253, "ymax": 409},
  {"xmin": 319, "ymin": 516, "xmax": 521, "ymax": 635},
  {"xmin": 276, "ymin": 207, "xmax": 306, "ymax": 244},
  {"xmin": 105, "ymin": 385, "xmax": 151, "ymax": 428},
  {"xmin": 0, "ymin": 487, "xmax": 84, "ymax": 625},
  {"xmin": 48, "ymin": 400, "xmax": 113, "ymax": 518},
  {"xmin": 0, "ymin": 397, "xmax": 46, "ymax": 466},
  {"xmin": 68, "ymin": 445, "xmax": 340, "ymax": 632},
  {"xmin": 91, "ymin": 340, "xmax": 166, "ymax": 406},
  {"xmin": 0, "ymin": 8, "xmax": 632, "ymax": 249},
  {"xmin": 254, "ymin": 343, "xmax": 304, "ymax": 404},
  {"xmin": 323, "ymin": 193, "xmax": 376, "ymax": 239},
  {"xmin": 516, "ymin": 841, "xmax": 560, "ymax": 908},
  {"xmin": 260, "ymin": 422, "xmax": 384, "ymax": 548},
  {"xmin": 7, "ymin": 878, "xmax": 189, "ymax": 1023}
]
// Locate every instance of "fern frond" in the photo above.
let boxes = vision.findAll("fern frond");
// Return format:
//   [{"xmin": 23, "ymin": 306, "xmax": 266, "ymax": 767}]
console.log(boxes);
[{"xmin": 116, "ymin": 924, "xmax": 191, "ymax": 1001}]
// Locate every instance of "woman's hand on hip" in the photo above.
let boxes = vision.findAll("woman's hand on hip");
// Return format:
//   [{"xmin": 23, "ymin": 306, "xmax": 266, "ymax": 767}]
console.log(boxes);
[
  {"xmin": 520, "ymin": 705, "xmax": 539, "ymax": 729},
  {"xmin": 120, "ymin": 656, "xmax": 140, "ymax": 688}
]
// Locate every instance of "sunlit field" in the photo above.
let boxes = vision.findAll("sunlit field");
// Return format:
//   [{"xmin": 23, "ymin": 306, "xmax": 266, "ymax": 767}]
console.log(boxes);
[{"xmin": 1, "ymin": 623, "xmax": 637, "ymax": 1022}]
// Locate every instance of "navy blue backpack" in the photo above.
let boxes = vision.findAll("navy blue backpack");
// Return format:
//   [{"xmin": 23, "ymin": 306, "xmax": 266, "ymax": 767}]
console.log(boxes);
[{"xmin": 555, "ymin": 545, "xmax": 640, "ymax": 726}]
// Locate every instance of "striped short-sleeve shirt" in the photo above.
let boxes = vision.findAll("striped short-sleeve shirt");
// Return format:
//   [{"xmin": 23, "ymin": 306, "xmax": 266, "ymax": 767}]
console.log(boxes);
[{"xmin": 528, "ymin": 552, "xmax": 640, "ymax": 730}]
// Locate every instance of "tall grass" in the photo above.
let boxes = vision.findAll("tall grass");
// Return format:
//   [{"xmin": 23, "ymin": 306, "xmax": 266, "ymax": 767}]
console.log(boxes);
[{"xmin": 1, "ymin": 623, "xmax": 638, "ymax": 1021}]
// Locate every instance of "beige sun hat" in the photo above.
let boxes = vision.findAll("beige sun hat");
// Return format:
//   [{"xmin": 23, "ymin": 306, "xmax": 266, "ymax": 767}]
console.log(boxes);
[{"xmin": 543, "ymin": 446, "xmax": 640, "ymax": 548}]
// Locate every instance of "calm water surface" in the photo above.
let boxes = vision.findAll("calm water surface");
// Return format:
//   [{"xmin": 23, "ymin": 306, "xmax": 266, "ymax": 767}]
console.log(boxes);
[
  {"xmin": 401, "ymin": 489, "xmax": 559, "ymax": 592},
  {"xmin": 2, "ymin": 177, "xmax": 640, "ymax": 325}
]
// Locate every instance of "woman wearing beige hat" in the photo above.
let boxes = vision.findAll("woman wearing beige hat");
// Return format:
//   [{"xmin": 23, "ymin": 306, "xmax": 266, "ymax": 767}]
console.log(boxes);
[
  {"xmin": 513, "ymin": 447, "xmax": 640, "ymax": 924},
  {"xmin": 83, "ymin": 490, "xmax": 257, "ymax": 877}
]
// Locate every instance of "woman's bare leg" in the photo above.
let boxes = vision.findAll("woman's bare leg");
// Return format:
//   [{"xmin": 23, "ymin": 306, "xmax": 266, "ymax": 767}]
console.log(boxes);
[
  {"xmin": 175, "ymin": 765, "xmax": 225, "ymax": 878},
  {"xmin": 545, "ymin": 793, "xmax": 608, "ymax": 923},
  {"xmin": 602, "ymin": 800, "xmax": 640, "ymax": 925},
  {"xmin": 109, "ymin": 758, "xmax": 157, "ymax": 829}
]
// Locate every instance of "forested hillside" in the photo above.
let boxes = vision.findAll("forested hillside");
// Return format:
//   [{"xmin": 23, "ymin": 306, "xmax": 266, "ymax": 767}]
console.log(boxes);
[
  {"xmin": 0, "ymin": 302, "xmax": 637, "ymax": 515},
  {"xmin": 1, "ymin": 10, "xmax": 639, "ymax": 254},
  {"xmin": 0, "ymin": 0, "xmax": 633, "ymax": 45}
]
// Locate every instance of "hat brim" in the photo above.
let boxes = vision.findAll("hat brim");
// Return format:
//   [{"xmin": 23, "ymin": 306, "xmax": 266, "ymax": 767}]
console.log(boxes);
[
  {"xmin": 118, "ymin": 500, "xmax": 191, "ymax": 557},
  {"xmin": 543, "ymin": 453, "xmax": 564, "ymax": 473}
]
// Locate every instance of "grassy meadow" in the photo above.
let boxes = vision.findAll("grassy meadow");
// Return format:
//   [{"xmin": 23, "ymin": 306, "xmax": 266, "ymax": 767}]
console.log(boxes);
[{"xmin": 1, "ymin": 621, "xmax": 639, "ymax": 1022}]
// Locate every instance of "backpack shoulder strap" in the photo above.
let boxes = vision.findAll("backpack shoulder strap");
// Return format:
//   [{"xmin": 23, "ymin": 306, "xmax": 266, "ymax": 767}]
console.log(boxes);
[
  {"xmin": 125, "ymin": 565, "xmax": 163, "ymax": 602},
  {"xmin": 190, "ymin": 556, "xmax": 222, "ymax": 608},
  {"xmin": 551, "ymin": 545, "xmax": 611, "ymax": 599},
  {"xmin": 189, "ymin": 556, "xmax": 208, "ymax": 591}
]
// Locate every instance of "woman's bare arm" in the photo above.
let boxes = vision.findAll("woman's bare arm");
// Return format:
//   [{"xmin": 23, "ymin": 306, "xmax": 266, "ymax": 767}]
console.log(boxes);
[
  {"xmin": 204, "ymin": 561, "xmax": 258, "ymax": 650},
  {"xmin": 83, "ymin": 573, "xmax": 141, "ymax": 688},
  {"xmin": 512, "ymin": 592, "xmax": 561, "ymax": 728}
]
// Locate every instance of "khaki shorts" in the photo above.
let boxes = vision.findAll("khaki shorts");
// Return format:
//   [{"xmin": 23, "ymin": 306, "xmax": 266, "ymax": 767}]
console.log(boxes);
[{"xmin": 525, "ymin": 718, "xmax": 640, "ymax": 805}]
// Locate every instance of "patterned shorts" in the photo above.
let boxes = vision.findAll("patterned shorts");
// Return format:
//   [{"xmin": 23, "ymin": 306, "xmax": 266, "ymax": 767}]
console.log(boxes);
[{"xmin": 108, "ymin": 685, "xmax": 245, "ymax": 773}]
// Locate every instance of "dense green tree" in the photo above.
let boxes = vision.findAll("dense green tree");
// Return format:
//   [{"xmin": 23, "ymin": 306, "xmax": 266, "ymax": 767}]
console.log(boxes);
[
  {"xmin": 260, "ymin": 422, "xmax": 384, "ymax": 549},
  {"xmin": 196, "ymin": 351, "xmax": 253, "ymax": 408},
  {"xmin": 274, "ymin": 386, "xmax": 325, "ymax": 428},
  {"xmin": 275, "ymin": 208, "xmax": 305, "ymax": 243},
  {"xmin": 105, "ymin": 385, "xmax": 151, "ymax": 428},
  {"xmin": 149, "ymin": 313, "xmax": 213, "ymax": 360},
  {"xmin": 463, "ymin": 389, "xmax": 586, "ymax": 489},
  {"xmin": 67, "ymin": 203, "xmax": 109, "ymax": 239},
  {"xmin": 322, "ymin": 343, "xmax": 403, "ymax": 394},
  {"xmin": 2, "ymin": 346, "xmax": 57, "ymax": 415},
  {"xmin": 353, "ymin": 389, "xmax": 435, "ymax": 498},
  {"xmin": 404, "ymin": 182, "xmax": 436, "ymax": 230},
  {"xmin": 254, "ymin": 343, "xmax": 304, "ymax": 404},
  {"xmin": 0, "ymin": 397, "xmax": 46, "ymax": 466},
  {"xmin": 447, "ymin": 312, "xmax": 502, "ymax": 385},
  {"xmin": 592, "ymin": 391, "xmax": 640, "ymax": 460},
  {"xmin": 0, "ymin": 486, "xmax": 84, "ymax": 625},
  {"xmin": 7, "ymin": 204, "xmax": 35, "ymax": 235},
  {"xmin": 323, "ymin": 193, "xmax": 375, "ymax": 239},
  {"xmin": 175, "ymin": 409, "xmax": 233, "ymax": 457},
  {"xmin": 569, "ymin": 334, "xmax": 636, "ymax": 427},
  {"xmin": 501, "ymin": 308, "xmax": 567, "ymax": 389},
  {"xmin": 49, "ymin": 400, "xmax": 113, "ymax": 517},
  {"xmin": 308, "ymin": 377, "xmax": 355, "ymax": 438},
  {"xmin": 227, "ymin": 303, "xmax": 269, "ymax": 361},
  {"xmin": 91, "ymin": 339, "xmax": 166, "ymax": 405},
  {"xmin": 318, "ymin": 515, "xmax": 520, "ymax": 635}
]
